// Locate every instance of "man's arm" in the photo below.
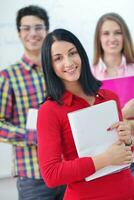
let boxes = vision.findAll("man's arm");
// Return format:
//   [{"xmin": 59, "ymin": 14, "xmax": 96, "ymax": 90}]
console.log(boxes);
[{"xmin": 0, "ymin": 76, "xmax": 37, "ymax": 146}]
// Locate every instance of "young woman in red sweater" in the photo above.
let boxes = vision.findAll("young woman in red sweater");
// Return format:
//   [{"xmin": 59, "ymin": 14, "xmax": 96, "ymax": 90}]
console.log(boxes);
[{"xmin": 37, "ymin": 29, "xmax": 134, "ymax": 199}]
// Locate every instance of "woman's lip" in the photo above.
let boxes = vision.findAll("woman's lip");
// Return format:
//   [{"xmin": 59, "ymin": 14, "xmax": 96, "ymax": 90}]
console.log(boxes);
[{"xmin": 64, "ymin": 66, "xmax": 78, "ymax": 73}]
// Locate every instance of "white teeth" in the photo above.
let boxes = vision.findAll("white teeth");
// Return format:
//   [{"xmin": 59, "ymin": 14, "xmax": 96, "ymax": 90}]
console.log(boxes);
[
  {"xmin": 108, "ymin": 43, "xmax": 118, "ymax": 47},
  {"xmin": 29, "ymin": 40, "xmax": 38, "ymax": 42},
  {"xmin": 66, "ymin": 68, "xmax": 75, "ymax": 73},
  {"xmin": 69, "ymin": 69, "xmax": 75, "ymax": 72},
  {"xmin": 64, "ymin": 66, "xmax": 77, "ymax": 73}
]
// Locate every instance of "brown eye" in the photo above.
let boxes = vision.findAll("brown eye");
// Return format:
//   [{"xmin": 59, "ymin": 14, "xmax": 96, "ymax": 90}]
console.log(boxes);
[
  {"xmin": 70, "ymin": 51, "xmax": 78, "ymax": 56},
  {"xmin": 115, "ymin": 31, "xmax": 122, "ymax": 35},
  {"xmin": 102, "ymin": 31, "xmax": 109, "ymax": 36},
  {"xmin": 54, "ymin": 56, "xmax": 62, "ymax": 62}
]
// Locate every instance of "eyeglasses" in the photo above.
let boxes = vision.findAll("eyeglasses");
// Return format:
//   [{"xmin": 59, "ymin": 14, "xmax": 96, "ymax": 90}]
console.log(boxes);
[{"xmin": 19, "ymin": 24, "xmax": 46, "ymax": 33}]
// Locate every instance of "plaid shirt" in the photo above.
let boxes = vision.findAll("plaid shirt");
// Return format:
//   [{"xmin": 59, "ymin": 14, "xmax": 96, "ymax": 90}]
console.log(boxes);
[{"xmin": 0, "ymin": 55, "xmax": 46, "ymax": 178}]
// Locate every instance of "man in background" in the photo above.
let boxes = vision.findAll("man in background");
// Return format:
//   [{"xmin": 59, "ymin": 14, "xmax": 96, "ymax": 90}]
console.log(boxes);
[{"xmin": 0, "ymin": 5, "xmax": 65, "ymax": 200}]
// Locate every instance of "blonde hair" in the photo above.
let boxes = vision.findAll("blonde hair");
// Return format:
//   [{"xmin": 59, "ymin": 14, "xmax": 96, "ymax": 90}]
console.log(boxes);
[{"xmin": 93, "ymin": 12, "xmax": 134, "ymax": 65}]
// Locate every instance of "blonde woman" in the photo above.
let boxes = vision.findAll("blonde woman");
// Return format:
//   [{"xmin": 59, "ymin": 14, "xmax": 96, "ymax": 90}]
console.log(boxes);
[
  {"xmin": 92, "ymin": 12, "xmax": 134, "ymax": 175},
  {"xmin": 92, "ymin": 12, "xmax": 134, "ymax": 80}
]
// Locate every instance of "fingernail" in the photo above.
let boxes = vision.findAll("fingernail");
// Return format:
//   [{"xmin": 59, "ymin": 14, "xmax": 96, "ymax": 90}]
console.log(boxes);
[{"xmin": 107, "ymin": 127, "xmax": 111, "ymax": 131}]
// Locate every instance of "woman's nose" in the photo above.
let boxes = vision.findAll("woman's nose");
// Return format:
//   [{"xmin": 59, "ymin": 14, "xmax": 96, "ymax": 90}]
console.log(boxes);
[
  {"xmin": 64, "ymin": 56, "xmax": 73, "ymax": 67},
  {"xmin": 109, "ymin": 33, "xmax": 117, "ymax": 41}
]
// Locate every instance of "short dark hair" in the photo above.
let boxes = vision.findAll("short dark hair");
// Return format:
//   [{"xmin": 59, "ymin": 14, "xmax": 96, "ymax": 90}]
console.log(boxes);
[
  {"xmin": 41, "ymin": 28, "xmax": 102, "ymax": 103},
  {"xmin": 16, "ymin": 5, "xmax": 49, "ymax": 32}
]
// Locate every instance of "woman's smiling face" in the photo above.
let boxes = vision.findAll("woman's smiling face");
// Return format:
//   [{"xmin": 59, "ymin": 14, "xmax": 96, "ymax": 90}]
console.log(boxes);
[{"xmin": 51, "ymin": 41, "xmax": 82, "ymax": 87}]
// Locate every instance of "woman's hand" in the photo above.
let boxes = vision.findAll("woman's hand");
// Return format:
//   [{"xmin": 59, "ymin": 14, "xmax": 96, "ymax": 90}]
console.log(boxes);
[
  {"xmin": 93, "ymin": 141, "xmax": 132, "ymax": 171},
  {"xmin": 104, "ymin": 141, "xmax": 132, "ymax": 165},
  {"xmin": 93, "ymin": 121, "xmax": 133, "ymax": 171},
  {"xmin": 108, "ymin": 121, "xmax": 132, "ymax": 146}
]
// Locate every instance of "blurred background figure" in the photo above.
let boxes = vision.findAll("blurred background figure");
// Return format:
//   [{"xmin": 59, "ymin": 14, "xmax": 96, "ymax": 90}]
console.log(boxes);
[
  {"xmin": 92, "ymin": 12, "xmax": 134, "ymax": 80},
  {"xmin": 122, "ymin": 99, "xmax": 134, "ymax": 139},
  {"xmin": 0, "ymin": 5, "xmax": 65, "ymax": 200},
  {"xmin": 92, "ymin": 13, "xmax": 134, "ymax": 175}
]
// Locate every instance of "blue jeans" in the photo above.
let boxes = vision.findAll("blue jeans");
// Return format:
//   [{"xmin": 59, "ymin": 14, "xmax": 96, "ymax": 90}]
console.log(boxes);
[
  {"xmin": 17, "ymin": 177, "xmax": 66, "ymax": 200},
  {"xmin": 130, "ymin": 163, "xmax": 134, "ymax": 176}
]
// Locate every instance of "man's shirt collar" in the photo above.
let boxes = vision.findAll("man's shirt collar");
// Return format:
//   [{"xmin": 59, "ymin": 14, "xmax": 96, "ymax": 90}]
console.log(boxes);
[{"xmin": 20, "ymin": 55, "xmax": 39, "ymax": 71}]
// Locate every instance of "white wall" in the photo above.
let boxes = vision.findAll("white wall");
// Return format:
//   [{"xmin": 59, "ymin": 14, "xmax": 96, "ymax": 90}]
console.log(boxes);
[
  {"xmin": 0, "ymin": 0, "xmax": 134, "ymax": 177},
  {"xmin": 0, "ymin": 0, "xmax": 134, "ymax": 67}
]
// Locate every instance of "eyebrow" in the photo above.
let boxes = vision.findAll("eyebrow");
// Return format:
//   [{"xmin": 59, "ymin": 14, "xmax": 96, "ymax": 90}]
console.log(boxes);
[
  {"xmin": 68, "ymin": 47, "xmax": 76, "ymax": 52},
  {"xmin": 20, "ymin": 24, "xmax": 45, "ymax": 27},
  {"xmin": 101, "ymin": 28, "xmax": 121, "ymax": 32},
  {"xmin": 52, "ymin": 47, "xmax": 76, "ymax": 57}
]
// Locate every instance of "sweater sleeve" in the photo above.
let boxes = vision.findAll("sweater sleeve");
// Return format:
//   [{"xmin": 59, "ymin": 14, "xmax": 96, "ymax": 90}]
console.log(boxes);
[{"xmin": 37, "ymin": 103, "xmax": 95, "ymax": 187}]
